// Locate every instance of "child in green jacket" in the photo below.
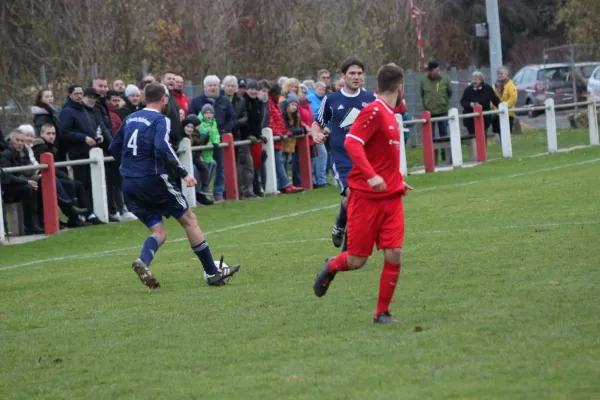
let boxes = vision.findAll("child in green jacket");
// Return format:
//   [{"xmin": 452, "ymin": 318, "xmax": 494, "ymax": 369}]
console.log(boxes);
[{"xmin": 196, "ymin": 104, "xmax": 220, "ymax": 163}]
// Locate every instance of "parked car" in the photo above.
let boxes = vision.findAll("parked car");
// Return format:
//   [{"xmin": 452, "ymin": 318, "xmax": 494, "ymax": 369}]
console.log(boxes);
[
  {"xmin": 512, "ymin": 64, "xmax": 568, "ymax": 108},
  {"xmin": 587, "ymin": 65, "xmax": 600, "ymax": 102},
  {"xmin": 513, "ymin": 62, "xmax": 599, "ymax": 116},
  {"xmin": 558, "ymin": 62, "xmax": 600, "ymax": 102}
]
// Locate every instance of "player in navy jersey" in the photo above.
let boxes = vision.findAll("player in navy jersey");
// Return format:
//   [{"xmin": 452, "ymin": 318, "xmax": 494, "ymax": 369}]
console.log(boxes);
[
  {"xmin": 312, "ymin": 57, "xmax": 376, "ymax": 250},
  {"xmin": 109, "ymin": 83, "xmax": 240, "ymax": 289}
]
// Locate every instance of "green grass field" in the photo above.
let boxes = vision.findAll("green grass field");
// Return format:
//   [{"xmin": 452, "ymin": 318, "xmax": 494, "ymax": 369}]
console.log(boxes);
[
  {"xmin": 2, "ymin": 146, "xmax": 600, "ymax": 399},
  {"xmin": 405, "ymin": 128, "xmax": 593, "ymax": 170}
]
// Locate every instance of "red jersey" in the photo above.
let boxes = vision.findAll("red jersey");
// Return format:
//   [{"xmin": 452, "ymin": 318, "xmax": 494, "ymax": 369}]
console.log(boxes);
[{"xmin": 345, "ymin": 98, "xmax": 405, "ymax": 198}]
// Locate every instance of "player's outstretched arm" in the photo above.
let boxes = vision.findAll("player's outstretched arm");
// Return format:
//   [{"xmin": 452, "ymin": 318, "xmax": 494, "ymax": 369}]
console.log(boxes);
[
  {"xmin": 155, "ymin": 117, "xmax": 189, "ymax": 179},
  {"xmin": 108, "ymin": 123, "xmax": 124, "ymax": 162}
]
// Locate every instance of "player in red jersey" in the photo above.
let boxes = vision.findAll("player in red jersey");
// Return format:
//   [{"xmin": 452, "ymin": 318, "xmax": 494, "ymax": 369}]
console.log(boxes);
[{"xmin": 313, "ymin": 63, "xmax": 412, "ymax": 324}]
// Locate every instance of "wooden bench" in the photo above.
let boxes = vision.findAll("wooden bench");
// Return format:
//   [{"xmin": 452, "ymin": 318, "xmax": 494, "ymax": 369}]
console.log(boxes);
[{"xmin": 433, "ymin": 135, "xmax": 477, "ymax": 164}]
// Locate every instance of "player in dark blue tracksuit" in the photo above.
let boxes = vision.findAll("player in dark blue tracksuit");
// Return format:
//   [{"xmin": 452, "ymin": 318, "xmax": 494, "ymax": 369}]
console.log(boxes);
[
  {"xmin": 109, "ymin": 83, "xmax": 240, "ymax": 288},
  {"xmin": 312, "ymin": 57, "xmax": 376, "ymax": 250}
]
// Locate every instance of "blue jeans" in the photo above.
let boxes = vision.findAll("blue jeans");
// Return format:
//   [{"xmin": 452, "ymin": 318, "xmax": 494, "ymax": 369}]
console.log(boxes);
[
  {"xmin": 274, "ymin": 150, "xmax": 290, "ymax": 190},
  {"xmin": 431, "ymin": 114, "xmax": 449, "ymax": 162},
  {"xmin": 312, "ymin": 143, "xmax": 327, "ymax": 185},
  {"xmin": 213, "ymin": 147, "xmax": 225, "ymax": 197}
]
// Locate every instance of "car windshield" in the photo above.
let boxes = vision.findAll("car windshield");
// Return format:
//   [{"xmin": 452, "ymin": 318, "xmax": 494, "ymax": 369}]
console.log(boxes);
[
  {"xmin": 538, "ymin": 67, "xmax": 569, "ymax": 82},
  {"xmin": 579, "ymin": 65, "xmax": 599, "ymax": 78}
]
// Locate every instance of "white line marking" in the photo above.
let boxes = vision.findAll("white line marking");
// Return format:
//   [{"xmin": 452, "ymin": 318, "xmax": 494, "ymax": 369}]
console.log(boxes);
[
  {"xmin": 41, "ymin": 219, "xmax": 600, "ymax": 262},
  {"xmin": 0, "ymin": 206, "xmax": 338, "ymax": 271},
  {"xmin": 2, "ymin": 157, "xmax": 599, "ymax": 271},
  {"xmin": 415, "ymin": 157, "xmax": 600, "ymax": 193}
]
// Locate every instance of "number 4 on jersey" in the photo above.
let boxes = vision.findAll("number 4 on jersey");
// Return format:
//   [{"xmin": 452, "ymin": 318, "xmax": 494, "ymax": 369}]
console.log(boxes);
[{"xmin": 127, "ymin": 129, "xmax": 138, "ymax": 156}]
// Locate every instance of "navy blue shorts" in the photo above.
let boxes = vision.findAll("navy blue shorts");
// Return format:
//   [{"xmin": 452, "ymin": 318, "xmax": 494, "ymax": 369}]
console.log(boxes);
[
  {"xmin": 122, "ymin": 174, "xmax": 189, "ymax": 228},
  {"xmin": 332, "ymin": 163, "xmax": 351, "ymax": 196}
]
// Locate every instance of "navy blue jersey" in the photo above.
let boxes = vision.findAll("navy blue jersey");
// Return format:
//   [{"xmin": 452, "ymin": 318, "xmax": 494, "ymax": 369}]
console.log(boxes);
[
  {"xmin": 316, "ymin": 88, "xmax": 376, "ymax": 168},
  {"xmin": 109, "ymin": 108, "xmax": 188, "ymax": 179}
]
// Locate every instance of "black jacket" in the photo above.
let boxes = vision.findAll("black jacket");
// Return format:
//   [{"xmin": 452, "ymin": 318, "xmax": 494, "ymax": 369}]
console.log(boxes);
[
  {"xmin": 86, "ymin": 104, "xmax": 113, "ymax": 152},
  {"xmin": 59, "ymin": 98, "xmax": 97, "ymax": 158},
  {"xmin": 0, "ymin": 125, "xmax": 7, "ymax": 152},
  {"xmin": 460, "ymin": 83, "xmax": 500, "ymax": 134},
  {"xmin": 0, "ymin": 147, "xmax": 31, "ymax": 187},
  {"xmin": 118, "ymin": 98, "xmax": 143, "ymax": 120},
  {"xmin": 189, "ymin": 93, "xmax": 236, "ymax": 135},
  {"xmin": 167, "ymin": 92, "xmax": 183, "ymax": 151},
  {"xmin": 94, "ymin": 98, "xmax": 112, "ymax": 139},
  {"xmin": 242, "ymin": 94, "xmax": 266, "ymax": 139},
  {"xmin": 32, "ymin": 137, "xmax": 70, "ymax": 180},
  {"xmin": 228, "ymin": 94, "xmax": 248, "ymax": 140},
  {"xmin": 32, "ymin": 104, "xmax": 61, "ymax": 134}
]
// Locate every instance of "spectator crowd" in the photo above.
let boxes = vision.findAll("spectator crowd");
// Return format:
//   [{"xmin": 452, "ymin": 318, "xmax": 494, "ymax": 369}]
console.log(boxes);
[{"xmin": 1, "ymin": 64, "xmax": 517, "ymax": 237}]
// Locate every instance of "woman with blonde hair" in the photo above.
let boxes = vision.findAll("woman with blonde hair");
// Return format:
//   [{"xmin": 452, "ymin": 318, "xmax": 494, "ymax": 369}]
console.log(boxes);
[{"xmin": 279, "ymin": 78, "xmax": 300, "ymax": 103}]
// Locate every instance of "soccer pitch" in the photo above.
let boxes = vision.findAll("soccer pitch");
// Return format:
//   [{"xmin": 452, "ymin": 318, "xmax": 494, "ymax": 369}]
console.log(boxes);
[{"xmin": 2, "ymin": 147, "xmax": 600, "ymax": 399}]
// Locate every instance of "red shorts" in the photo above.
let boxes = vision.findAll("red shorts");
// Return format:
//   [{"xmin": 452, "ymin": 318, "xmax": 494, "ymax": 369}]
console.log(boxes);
[{"xmin": 346, "ymin": 192, "xmax": 405, "ymax": 257}]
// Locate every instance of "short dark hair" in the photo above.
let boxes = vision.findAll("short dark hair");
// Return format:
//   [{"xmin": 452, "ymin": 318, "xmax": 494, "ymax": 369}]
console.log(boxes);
[
  {"xmin": 107, "ymin": 90, "xmax": 121, "ymax": 99},
  {"xmin": 377, "ymin": 63, "xmax": 404, "ymax": 93},
  {"xmin": 40, "ymin": 123, "xmax": 55, "ymax": 134},
  {"xmin": 258, "ymin": 79, "xmax": 271, "ymax": 91},
  {"xmin": 144, "ymin": 82, "xmax": 166, "ymax": 103},
  {"xmin": 93, "ymin": 76, "xmax": 108, "ymax": 82},
  {"xmin": 138, "ymin": 79, "xmax": 151, "ymax": 91},
  {"xmin": 427, "ymin": 61, "xmax": 439, "ymax": 71},
  {"xmin": 68, "ymin": 84, "xmax": 82, "ymax": 94},
  {"xmin": 267, "ymin": 80, "xmax": 280, "ymax": 98},
  {"xmin": 340, "ymin": 57, "xmax": 365, "ymax": 74}
]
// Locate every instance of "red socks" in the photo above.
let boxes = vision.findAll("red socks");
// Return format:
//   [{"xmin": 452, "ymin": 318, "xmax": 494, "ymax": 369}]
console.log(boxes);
[
  {"xmin": 375, "ymin": 260, "xmax": 401, "ymax": 316},
  {"xmin": 328, "ymin": 252, "xmax": 349, "ymax": 273}
]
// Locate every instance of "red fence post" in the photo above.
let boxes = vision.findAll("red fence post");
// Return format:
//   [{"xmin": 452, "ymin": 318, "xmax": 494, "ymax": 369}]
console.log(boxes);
[
  {"xmin": 40, "ymin": 152, "xmax": 59, "ymax": 235},
  {"xmin": 473, "ymin": 104, "xmax": 487, "ymax": 162},
  {"xmin": 296, "ymin": 134, "xmax": 313, "ymax": 190},
  {"xmin": 421, "ymin": 111, "xmax": 435, "ymax": 173},
  {"xmin": 221, "ymin": 133, "xmax": 239, "ymax": 201}
]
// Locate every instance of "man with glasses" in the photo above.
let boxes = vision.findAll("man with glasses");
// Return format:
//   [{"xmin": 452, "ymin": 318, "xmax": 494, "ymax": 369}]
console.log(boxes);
[{"xmin": 317, "ymin": 69, "xmax": 331, "ymax": 94}]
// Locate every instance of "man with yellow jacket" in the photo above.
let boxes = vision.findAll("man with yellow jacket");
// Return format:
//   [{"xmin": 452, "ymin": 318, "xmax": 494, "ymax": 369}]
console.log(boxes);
[{"xmin": 492, "ymin": 66, "xmax": 518, "ymax": 135}]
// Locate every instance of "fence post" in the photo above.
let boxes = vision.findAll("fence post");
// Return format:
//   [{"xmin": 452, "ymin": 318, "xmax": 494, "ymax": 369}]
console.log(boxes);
[
  {"xmin": 40, "ymin": 153, "xmax": 60, "ymax": 235},
  {"xmin": 545, "ymin": 98, "xmax": 558, "ymax": 153},
  {"xmin": 296, "ymin": 134, "xmax": 313, "ymax": 190},
  {"xmin": 588, "ymin": 98, "xmax": 599, "ymax": 145},
  {"xmin": 177, "ymin": 137, "xmax": 196, "ymax": 208},
  {"xmin": 498, "ymin": 102, "xmax": 513, "ymax": 158},
  {"xmin": 448, "ymin": 108, "xmax": 463, "ymax": 168},
  {"xmin": 221, "ymin": 133, "xmax": 239, "ymax": 201},
  {"xmin": 262, "ymin": 128, "xmax": 278, "ymax": 195},
  {"xmin": 89, "ymin": 148, "xmax": 109, "ymax": 222},
  {"xmin": 473, "ymin": 104, "xmax": 487, "ymax": 162},
  {"xmin": 395, "ymin": 114, "xmax": 408, "ymax": 176},
  {"xmin": 421, "ymin": 111, "xmax": 435, "ymax": 172}
]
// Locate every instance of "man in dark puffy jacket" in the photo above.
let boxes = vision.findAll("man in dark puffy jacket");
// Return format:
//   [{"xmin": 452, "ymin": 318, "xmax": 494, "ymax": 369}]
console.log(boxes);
[
  {"xmin": 189, "ymin": 75, "xmax": 236, "ymax": 202},
  {"xmin": 1, "ymin": 130, "xmax": 44, "ymax": 234},
  {"xmin": 59, "ymin": 86, "xmax": 112, "ymax": 223},
  {"xmin": 223, "ymin": 76, "xmax": 256, "ymax": 199}
]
